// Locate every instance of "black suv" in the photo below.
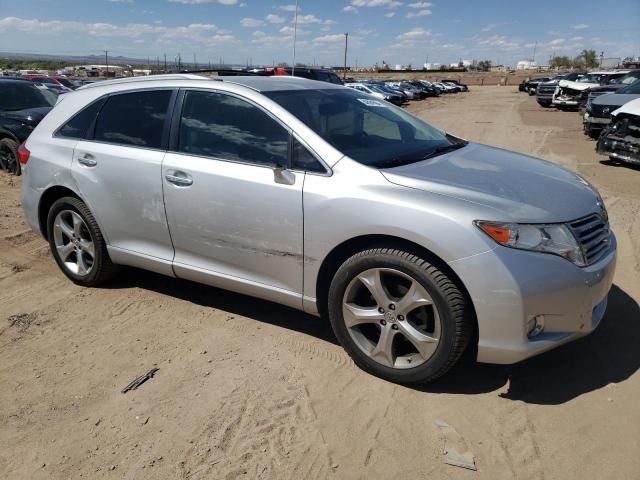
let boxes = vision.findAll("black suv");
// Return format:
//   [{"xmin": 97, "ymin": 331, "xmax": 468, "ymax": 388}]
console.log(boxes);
[{"xmin": 0, "ymin": 79, "xmax": 55, "ymax": 175}]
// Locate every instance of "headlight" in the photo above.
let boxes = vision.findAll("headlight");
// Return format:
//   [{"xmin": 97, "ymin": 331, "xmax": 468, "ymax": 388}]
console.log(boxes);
[{"xmin": 474, "ymin": 221, "xmax": 586, "ymax": 266}]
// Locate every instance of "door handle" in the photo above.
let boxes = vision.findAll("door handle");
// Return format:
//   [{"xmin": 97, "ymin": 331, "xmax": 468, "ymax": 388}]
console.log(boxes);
[
  {"xmin": 78, "ymin": 153, "xmax": 97, "ymax": 167},
  {"xmin": 165, "ymin": 171, "xmax": 193, "ymax": 187}
]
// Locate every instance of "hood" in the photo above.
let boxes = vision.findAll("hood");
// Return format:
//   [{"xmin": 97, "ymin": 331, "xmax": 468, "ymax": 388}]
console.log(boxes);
[
  {"xmin": 380, "ymin": 143, "xmax": 601, "ymax": 223},
  {"xmin": 593, "ymin": 93, "xmax": 640, "ymax": 108},
  {"xmin": 1, "ymin": 106, "xmax": 52, "ymax": 127},
  {"xmin": 558, "ymin": 80, "xmax": 593, "ymax": 91},
  {"xmin": 589, "ymin": 84, "xmax": 624, "ymax": 94},
  {"xmin": 612, "ymin": 98, "xmax": 640, "ymax": 117}
]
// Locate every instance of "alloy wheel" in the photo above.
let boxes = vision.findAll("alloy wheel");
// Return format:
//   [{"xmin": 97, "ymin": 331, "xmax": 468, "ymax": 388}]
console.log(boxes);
[
  {"xmin": 342, "ymin": 268, "xmax": 441, "ymax": 369},
  {"xmin": 52, "ymin": 210, "xmax": 95, "ymax": 277}
]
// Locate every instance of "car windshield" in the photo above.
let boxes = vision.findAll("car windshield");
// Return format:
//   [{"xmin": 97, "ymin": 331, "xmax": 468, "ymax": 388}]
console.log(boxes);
[
  {"xmin": 576, "ymin": 74, "xmax": 600, "ymax": 83},
  {"xmin": 620, "ymin": 74, "xmax": 640, "ymax": 85},
  {"xmin": 265, "ymin": 88, "xmax": 464, "ymax": 169},
  {"xmin": 56, "ymin": 78, "xmax": 75, "ymax": 88},
  {"xmin": 0, "ymin": 82, "xmax": 54, "ymax": 110},
  {"xmin": 619, "ymin": 79, "xmax": 640, "ymax": 94}
]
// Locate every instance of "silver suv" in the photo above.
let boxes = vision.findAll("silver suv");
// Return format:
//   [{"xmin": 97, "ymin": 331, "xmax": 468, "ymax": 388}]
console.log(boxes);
[{"xmin": 21, "ymin": 74, "xmax": 616, "ymax": 384}]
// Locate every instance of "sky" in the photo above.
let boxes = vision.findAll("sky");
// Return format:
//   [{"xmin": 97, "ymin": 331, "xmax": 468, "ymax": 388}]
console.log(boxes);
[{"xmin": 0, "ymin": 0, "xmax": 638, "ymax": 68}]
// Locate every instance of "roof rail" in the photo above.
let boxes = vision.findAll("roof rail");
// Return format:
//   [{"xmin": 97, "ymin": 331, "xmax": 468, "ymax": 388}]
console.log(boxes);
[{"xmin": 76, "ymin": 73, "xmax": 213, "ymax": 90}]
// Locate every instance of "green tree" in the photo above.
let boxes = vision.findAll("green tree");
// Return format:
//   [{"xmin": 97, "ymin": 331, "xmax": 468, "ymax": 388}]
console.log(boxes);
[
  {"xmin": 575, "ymin": 49, "xmax": 598, "ymax": 68},
  {"xmin": 550, "ymin": 55, "xmax": 573, "ymax": 68}
]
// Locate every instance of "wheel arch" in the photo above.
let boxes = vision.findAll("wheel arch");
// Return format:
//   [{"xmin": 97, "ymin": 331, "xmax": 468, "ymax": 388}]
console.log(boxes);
[
  {"xmin": 315, "ymin": 234, "xmax": 478, "ymax": 341},
  {"xmin": 38, "ymin": 185, "xmax": 82, "ymax": 240}
]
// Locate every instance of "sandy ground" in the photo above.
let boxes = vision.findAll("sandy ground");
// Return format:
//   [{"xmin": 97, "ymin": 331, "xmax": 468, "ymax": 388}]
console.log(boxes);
[{"xmin": 0, "ymin": 86, "xmax": 639, "ymax": 480}]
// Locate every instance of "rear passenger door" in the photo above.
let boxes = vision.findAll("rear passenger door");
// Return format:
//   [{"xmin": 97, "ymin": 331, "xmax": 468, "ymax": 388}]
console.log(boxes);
[
  {"xmin": 71, "ymin": 89, "xmax": 176, "ymax": 272},
  {"xmin": 161, "ymin": 89, "xmax": 304, "ymax": 308}
]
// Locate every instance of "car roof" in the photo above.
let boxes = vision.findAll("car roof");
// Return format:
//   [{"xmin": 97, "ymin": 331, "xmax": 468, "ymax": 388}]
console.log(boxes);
[
  {"xmin": 77, "ymin": 73, "xmax": 344, "ymax": 93},
  {"xmin": 0, "ymin": 78, "xmax": 31, "ymax": 84}
]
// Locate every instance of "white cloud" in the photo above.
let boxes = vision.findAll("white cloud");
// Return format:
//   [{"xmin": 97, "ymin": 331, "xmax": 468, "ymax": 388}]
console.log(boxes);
[
  {"xmin": 571, "ymin": 23, "xmax": 589, "ymax": 29},
  {"xmin": 0, "ymin": 16, "xmax": 235, "ymax": 45},
  {"xmin": 407, "ymin": 2, "xmax": 432, "ymax": 7},
  {"xmin": 343, "ymin": 5, "xmax": 358, "ymax": 13},
  {"xmin": 276, "ymin": 4, "xmax": 299, "ymax": 12},
  {"xmin": 265, "ymin": 14, "xmax": 285, "ymax": 24},
  {"xmin": 396, "ymin": 27, "xmax": 431, "ymax": 42},
  {"xmin": 279, "ymin": 25, "xmax": 309, "ymax": 35},
  {"xmin": 384, "ymin": 11, "xmax": 396, "ymax": 17},
  {"xmin": 406, "ymin": 9, "xmax": 430, "ymax": 18},
  {"xmin": 313, "ymin": 33, "xmax": 346, "ymax": 43},
  {"xmin": 350, "ymin": 0, "xmax": 402, "ymax": 8},
  {"xmin": 240, "ymin": 17, "xmax": 264, "ymax": 27},
  {"xmin": 295, "ymin": 14, "xmax": 334, "ymax": 25},
  {"xmin": 481, "ymin": 23, "xmax": 497, "ymax": 32}
]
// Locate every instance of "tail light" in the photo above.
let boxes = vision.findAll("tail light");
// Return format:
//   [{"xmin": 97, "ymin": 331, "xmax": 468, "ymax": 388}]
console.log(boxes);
[{"xmin": 18, "ymin": 143, "xmax": 30, "ymax": 165}]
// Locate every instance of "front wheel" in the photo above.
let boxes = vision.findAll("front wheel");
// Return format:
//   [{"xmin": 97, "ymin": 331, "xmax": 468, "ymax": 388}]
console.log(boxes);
[
  {"xmin": 328, "ymin": 248, "xmax": 473, "ymax": 385},
  {"xmin": 47, "ymin": 197, "xmax": 118, "ymax": 286}
]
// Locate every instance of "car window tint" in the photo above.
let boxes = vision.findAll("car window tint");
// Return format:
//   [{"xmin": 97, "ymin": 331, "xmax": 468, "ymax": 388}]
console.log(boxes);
[
  {"xmin": 178, "ymin": 91, "xmax": 289, "ymax": 168},
  {"xmin": 58, "ymin": 99, "xmax": 105, "ymax": 139},
  {"xmin": 292, "ymin": 138, "xmax": 325, "ymax": 173},
  {"xmin": 94, "ymin": 90, "xmax": 171, "ymax": 148}
]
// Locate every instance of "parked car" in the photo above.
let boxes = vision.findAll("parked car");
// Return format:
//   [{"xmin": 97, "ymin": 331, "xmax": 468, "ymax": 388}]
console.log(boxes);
[
  {"xmin": 440, "ymin": 79, "xmax": 468, "ymax": 91},
  {"xmin": 584, "ymin": 79, "xmax": 640, "ymax": 138},
  {"xmin": 596, "ymin": 97, "xmax": 640, "ymax": 165},
  {"xmin": 581, "ymin": 70, "xmax": 640, "ymax": 111},
  {"xmin": 385, "ymin": 81, "xmax": 420, "ymax": 100},
  {"xmin": 520, "ymin": 76, "xmax": 551, "ymax": 95},
  {"xmin": 22, "ymin": 75, "xmax": 76, "ymax": 92},
  {"xmin": 416, "ymin": 80, "xmax": 440, "ymax": 96},
  {"xmin": 345, "ymin": 83, "xmax": 403, "ymax": 105},
  {"xmin": 21, "ymin": 74, "xmax": 616, "ymax": 385},
  {"xmin": 552, "ymin": 71, "xmax": 629, "ymax": 109},
  {"xmin": 536, "ymin": 72, "xmax": 585, "ymax": 107},
  {"xmin": 0, "ymin": 79, "xmax": 54, "ymax": 175}
]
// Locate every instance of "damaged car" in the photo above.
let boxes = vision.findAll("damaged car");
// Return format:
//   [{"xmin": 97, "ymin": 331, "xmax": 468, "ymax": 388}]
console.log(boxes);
[
  {"xmin": 581, "ymin": 70, "xmax": 640, "ymax": 112},
  {"xmin": 552, "ymin": 71, "xmax": 626, "ymax": 110},
  {"xmin": 584, "ymin": 79, "xmax": 640, "ymax": 138},
  {"xmin": 536, "ymin": 72, "xmax": 585, "ymax": 107},
  {"xmin": 597, "ymin": 97, "xmax": 640, "ymax": 166}
]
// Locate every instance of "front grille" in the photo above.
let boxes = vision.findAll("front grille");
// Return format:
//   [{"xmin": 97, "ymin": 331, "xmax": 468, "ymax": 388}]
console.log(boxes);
[
  {"xmin": 589, "ymin": 103, "xmax": 614, "ymax": 118},
  {"xmin": 538, "ymin": 86, "xmax": 556, "ymax": 94},
  {"xmin": 569, "ymin": 213, "xmax": 611, "ymax": 265}
]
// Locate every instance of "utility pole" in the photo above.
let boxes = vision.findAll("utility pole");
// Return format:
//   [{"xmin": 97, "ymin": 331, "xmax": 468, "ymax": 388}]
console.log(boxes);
[
  {"xmin": 532, "ymin": 41, "xmax": 537, "ymax": 63},
  {"xmin": 292, "ymin": 0, "xmax": 299, "ymax": 75},
  {"xmin": 343, "ymin": 32, "xmax": 349, "ymax": 80},
  {"xmin": 178, "ymin": 52, "xmax": 182, "ymax": 71},
  {"xmin": 164, "ymin": 53, "xmax": 167, "ymax": 73},
  {"xmin": 599, "ymin": 51, "xmax": 604, "ymax": 68},
  {"xmin": 193, "ymin": 53, "xmax": 197, "ymax": 70},
  {"xmin": 105, "ymin": 50, "xmax": 109, "ymax": 77}
]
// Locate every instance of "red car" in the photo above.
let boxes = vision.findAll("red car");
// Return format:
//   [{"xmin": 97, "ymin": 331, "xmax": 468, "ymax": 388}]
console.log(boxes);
[{"xmin": 22, "ymin": 75, "xmax": 76, "ymax": 91}]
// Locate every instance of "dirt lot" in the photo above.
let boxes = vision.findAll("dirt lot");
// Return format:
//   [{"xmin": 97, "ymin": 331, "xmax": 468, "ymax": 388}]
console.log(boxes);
[{"xmin": 1, "ymin": 86, "xmax": 638, "ymax": 480}]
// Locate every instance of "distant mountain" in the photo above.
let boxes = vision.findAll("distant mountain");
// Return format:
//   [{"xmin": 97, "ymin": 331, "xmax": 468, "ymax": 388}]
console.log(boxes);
[{"xmin": 0, "ymin": 51, "xmax": 155, "ymax": 66}]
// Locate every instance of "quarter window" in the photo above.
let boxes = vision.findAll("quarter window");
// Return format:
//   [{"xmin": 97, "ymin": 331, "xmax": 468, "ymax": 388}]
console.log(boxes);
[
  {"xmin": 94, "ymin": 90, "xmax": 172, "ymax": 148},
  {"xmin": 178, "ymin": 90, "xmax": 289, "ymax": 168},
  {"xmin": 57, "ymin": 99, "xmax": 105, "ymax": 139},
  {"xmin": 292, "ymin": 138, "xmax": 325, "ymax": 173}
]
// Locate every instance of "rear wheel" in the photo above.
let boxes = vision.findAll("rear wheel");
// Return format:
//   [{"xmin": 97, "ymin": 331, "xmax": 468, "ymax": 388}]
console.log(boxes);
[
  {"xmin": 0, "ymin": 138, "xmax": 20, "ymax": 175},
  {"xmin": 47, "ymin": 197, "xmax": 118, "ymax": 286},
  {"xmin": 328, "ymin": 248, "xmax": 472, "ymax": 385}
]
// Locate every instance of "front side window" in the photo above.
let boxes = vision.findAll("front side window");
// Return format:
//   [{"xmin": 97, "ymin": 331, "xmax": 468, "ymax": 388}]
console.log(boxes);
[
  {"xmin": 94, "ymin": 90, "xmax": 171, "ymax": 148},
  {"xmin": 265, "ymin": 88, "xmax": 459, "ymax": 168},
  {"xmin": 619, "ymin": 79, "xmax": 640, "ymax": 94},
  {"xmin": 178, "ymin": 90, "xmax": 289, "ymax": 168}
]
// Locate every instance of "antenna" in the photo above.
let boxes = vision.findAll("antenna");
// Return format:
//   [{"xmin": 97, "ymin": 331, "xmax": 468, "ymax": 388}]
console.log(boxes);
[{"xmin": 292, "ymin": 0, "xmax": 299, "ymax": 75}]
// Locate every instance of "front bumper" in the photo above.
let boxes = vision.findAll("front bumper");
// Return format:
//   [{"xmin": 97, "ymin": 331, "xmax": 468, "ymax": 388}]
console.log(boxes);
[
  {"xmin": 449, "ymin": 233, "xmax": 617, "ymax": 364},
  {"xmin": 552, "ymin": 98, "xmax": 579, "ymax": 107},
  {"xmin": 584, "ymin": 112, "xmax": 611, "ymax": 126}
]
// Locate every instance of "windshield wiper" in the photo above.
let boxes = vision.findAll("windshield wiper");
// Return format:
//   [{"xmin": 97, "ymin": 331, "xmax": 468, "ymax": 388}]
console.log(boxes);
[{"xmin": 421, "ymin": 141, "xmax": 468, "ymax": 160}]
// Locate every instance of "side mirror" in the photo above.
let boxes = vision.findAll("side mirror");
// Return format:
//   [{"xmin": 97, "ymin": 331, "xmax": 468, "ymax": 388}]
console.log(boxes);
[{"xmin": 273, "ymin": 167, "xmax": 296, "ymax": 185}]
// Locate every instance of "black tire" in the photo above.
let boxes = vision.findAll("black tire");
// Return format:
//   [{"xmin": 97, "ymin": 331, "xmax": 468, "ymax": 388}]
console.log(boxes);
[
  {"xmin": 328, "ymin": 248, "xmax": 473, "ymax": 385},
  {"xmin": 0, "ymin": 138, "xmax": 20, "ymax": 176},
  {"xmin": 47, "ymin": 196, "xmax": 119, "ymax": 286}
]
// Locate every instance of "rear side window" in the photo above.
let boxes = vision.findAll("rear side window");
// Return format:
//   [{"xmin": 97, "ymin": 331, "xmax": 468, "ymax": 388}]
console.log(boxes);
[
  {"xmin": 94, "ymin": 90, "xmax": 172, "ymax": 148},
  {"xmin": 178, "ymin": 90, "xmax": 289, "ymax": 168},
  {"xmin": 57, "ymin": 99, "xmax": 105, "ymax": 139}
]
